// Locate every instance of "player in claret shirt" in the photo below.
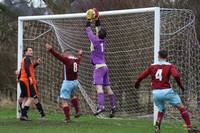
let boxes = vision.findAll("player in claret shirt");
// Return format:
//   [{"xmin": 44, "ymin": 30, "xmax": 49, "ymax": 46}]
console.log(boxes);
[
  {"xmin": 85, "ymin": 8, "xmax": 116, "ymax": 117},
  {"xmin": 46, "ymin": 43, "xmax": 82, "ymax": 124},
  {"xmin": 134, "ymin": 50, "xmax": 197, "ymax": 133}
]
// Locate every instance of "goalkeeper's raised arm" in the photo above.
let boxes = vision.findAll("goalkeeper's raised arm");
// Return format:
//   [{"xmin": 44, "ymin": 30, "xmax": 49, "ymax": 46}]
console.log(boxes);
[{"xmin": 85, "ymin": 8, "xmax": 106, "ymax": 45}]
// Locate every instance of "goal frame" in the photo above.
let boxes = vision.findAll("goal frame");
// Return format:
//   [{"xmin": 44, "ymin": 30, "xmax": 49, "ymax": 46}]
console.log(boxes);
[{"xmin": 17, "ymin": 7, "xmax": 161, "ymax": 123}]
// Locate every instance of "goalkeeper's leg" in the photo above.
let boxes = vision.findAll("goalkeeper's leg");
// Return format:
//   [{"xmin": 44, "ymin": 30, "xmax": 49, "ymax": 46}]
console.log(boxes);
[
  {"xmin": 104, "ymin": 86, "xmax": 116, "ymax": 118},
  {"xmin": 94, "ymin": 85, "xmax": 105, "ymax": 116},
  {"xmin": 103, "ymin": 70, "xmax": 116, "ymax": 118}
]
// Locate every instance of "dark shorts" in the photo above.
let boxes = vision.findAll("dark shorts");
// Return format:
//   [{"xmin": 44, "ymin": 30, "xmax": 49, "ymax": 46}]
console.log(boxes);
[
  {"xmin": 93, "ymin": 66, "xmax": 110, "ymax": 86},
  {"xmin": 19, "ymin": 80, "xmax": 38, "ymax": 98}
]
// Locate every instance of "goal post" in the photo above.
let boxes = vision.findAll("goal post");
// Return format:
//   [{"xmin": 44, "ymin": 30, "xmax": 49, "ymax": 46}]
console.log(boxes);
[
  {"xmin": 17, "ymin": 20, "xmax": 23, "ymax": 118},
  {"xmin": 17, "ymin": 7, "xmax": 200, "ymax": 124},
  {"xmin": 153, "ymin": 7, "xmax": 160, "ymax": 125}
]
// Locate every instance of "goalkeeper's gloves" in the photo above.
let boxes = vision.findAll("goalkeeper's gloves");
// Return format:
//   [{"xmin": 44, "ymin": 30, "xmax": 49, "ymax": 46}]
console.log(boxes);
[
  {"xmin": 93, "ymin": 8, "xmax": 99, "ymax": 20},
  {"xmin": 86, "ymin": 9, "xmax": 93, "ymax": 27},
  {"xmin": 93, "ymin": 8, "xmax": 101, "ymax": 27}
]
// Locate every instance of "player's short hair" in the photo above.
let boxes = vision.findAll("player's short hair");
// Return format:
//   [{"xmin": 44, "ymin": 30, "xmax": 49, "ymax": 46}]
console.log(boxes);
[
  {"xmin": 158, "ymin": 50, "xmax": 168, "ymax": 59},
  {"xmin": 23, "ymin": 49, "xmax": 26, "ymax": 57},
  {"xmin": 24, "ymin": 47, "xmax": 33, "ymax": 52},
  {"xmin": 98, "ymin": 28, "xmax": 107, "ymax": 39},
  {"xmin": 63, "ymin": 49, "xmax": 75, "ymax": 56}
]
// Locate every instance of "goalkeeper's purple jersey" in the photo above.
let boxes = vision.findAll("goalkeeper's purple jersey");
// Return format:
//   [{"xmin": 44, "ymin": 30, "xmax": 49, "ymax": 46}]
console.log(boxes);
[{"xmin": 86, "ymin": 27, "xmax": 106, "ymax": 65}]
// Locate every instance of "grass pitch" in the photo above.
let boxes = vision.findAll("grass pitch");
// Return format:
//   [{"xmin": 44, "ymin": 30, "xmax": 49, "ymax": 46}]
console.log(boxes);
[{"xmin": 0, "ymin": 107, "xmax": 194, "ymax": 133}]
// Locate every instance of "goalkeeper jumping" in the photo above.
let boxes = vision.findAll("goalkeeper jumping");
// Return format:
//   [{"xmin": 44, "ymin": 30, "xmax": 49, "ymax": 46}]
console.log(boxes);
[{"xmin": 85, "ymin": 8, "xmax": 116, "ymax": 117}]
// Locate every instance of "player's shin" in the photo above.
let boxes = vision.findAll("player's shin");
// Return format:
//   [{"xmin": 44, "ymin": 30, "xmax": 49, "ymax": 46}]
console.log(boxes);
[
  {"xmin": 18, "ymin": 98, "xmax": 23, "ymax": 112},
  {"xmin": 21, "ymin": 105, "xmax": 30, "ymax": 120},
  {"xmin": 179, "ymin": 107, "xmax": 192, "ymax": 128},
  {"xmin": 108, "ymin": 94, "xmax": 116, "ymax": 109},
  {"xmin": 62, "ymin": 100, "xmax": 70, "ymax": 123},
  {"xmin": 157, "ymin": 111, "xmax": 165, "ymax": 126},
  {"xmin": 108, "ymin": 94, "xmax": 116, "ymax": 118},
  {"xmin": 154, "ymin": 112, "xmax": 164, "ymax": 133},
  {"xmin": 97, "ymin": 92, "xmax": 105, "ymax": 110},
  {"xmin": 35, "ymin": 102, "xmax": 45, "ymax": 117},
  {"xmin": 71, "ymin": 97, "xmax": 80, "ymax": 114},
  {"xmin": 63, "ymin": 106, "xmax": 70, "ymax": 123}
]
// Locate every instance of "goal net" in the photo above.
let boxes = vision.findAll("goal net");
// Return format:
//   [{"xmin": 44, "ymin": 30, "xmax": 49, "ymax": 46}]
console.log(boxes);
[{"xmin": 17, "ymin": 7, "xmax": 200, "ymax": 122}]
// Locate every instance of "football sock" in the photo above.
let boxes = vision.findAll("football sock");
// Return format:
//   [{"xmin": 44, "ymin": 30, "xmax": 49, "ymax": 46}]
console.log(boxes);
[
  {"xmin": 63, "ymin": 106, "xmax": 70, "ymax": 121},
  {"xmin": 22, "ymin": 106, "xmax": 29, "ymax": 117},
  {"xmin": 97, "ymin": 93, "xmax": 104, "ymax": 109},
  {"xmin": 108, "ymin": 94, "xmax": 116, "ymax": 109},
  {"xmin": 157, "ymin": 111, "xmax": 164, "ymax": 126},
  {"xmin": 179, "ymin": 107, "xmax": 192, "ymax": 128},
  {"xmin": 71, "ymin": 98, "xmax": 80, "ymax": 114},
  {"xmin": 35, "ymin": 102, "xmax": 45, "ymax": 115}
]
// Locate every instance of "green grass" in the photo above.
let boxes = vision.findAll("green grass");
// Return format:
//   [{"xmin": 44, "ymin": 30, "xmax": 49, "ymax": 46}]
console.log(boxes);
[{"xmin": 0, "ymin": 107, "xmax": 193, "ymax": 133}]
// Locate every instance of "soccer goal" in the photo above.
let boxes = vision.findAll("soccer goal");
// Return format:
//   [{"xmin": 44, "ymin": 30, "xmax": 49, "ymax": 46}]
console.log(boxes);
[{"xmin": 17, "ymin": 7, "xmax": 200, "ymax": 123}]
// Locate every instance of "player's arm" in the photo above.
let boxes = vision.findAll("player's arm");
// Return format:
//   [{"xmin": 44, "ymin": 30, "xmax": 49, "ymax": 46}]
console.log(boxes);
[
  {"xmin": 134, "ymin": 66, "xmax": 151, "ymax": 89},
  {"xmin": 94, "ymin": 8, "xmax": 100, "ymax": 36},
  {"xmin": 77, "ymin": 49, "xmax": 83, "ymax": 63},
  {"xmin": 45, "ymin": 43, "xmax": 68, "ymax": 63},
  {"xmin": 34, "ymin": 63, "xmax": 39, "ymax": 68},
  {"xmin": 34, "ymin": 58, "xmax": 42, "ymax": 68},
  {"xmin": 24, "ymin": 56, "xmax": 32, "ymax": 84},
  {"xmin": 171, "ymin": 65, "xmax": 184, "ymax": 92},
  {"xmin": 85, "ymin": 9, "xmax": 99, "ymax": 44}
]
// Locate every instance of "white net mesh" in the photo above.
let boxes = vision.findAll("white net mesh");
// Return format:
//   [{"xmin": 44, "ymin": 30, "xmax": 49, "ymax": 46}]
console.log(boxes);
[
  {"xmin": 160, "ymin": 9, "xmax": 200, "ymax": 122},
  {"xmin": 20, "ymin": 8, "xmax": 200, "ymax": 121}
]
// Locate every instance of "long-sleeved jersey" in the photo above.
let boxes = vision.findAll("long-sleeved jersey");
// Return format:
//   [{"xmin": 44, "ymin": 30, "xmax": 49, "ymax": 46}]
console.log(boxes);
[
  {"xmin": 136, "ymin": 61, "xmax": 184, "ymax": 90},
  {"xmin": 86, "ymin": 27, "xmax": 106, "ymax": 65},
  {"xmin": 49, "ymin": 49, "xmax": 82, "ymax": 80}
]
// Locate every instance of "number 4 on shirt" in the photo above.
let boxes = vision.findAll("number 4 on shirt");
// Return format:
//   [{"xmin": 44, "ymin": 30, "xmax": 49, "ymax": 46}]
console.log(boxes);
[{"xmin": 155, "ymin": 69, "xmax": 162, "ymax": 81}]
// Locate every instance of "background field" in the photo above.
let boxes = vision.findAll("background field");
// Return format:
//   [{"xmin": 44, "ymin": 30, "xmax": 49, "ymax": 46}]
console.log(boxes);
[{"xmin": 0, "ymin": 107, "xmax": 195, "ymax": 133}]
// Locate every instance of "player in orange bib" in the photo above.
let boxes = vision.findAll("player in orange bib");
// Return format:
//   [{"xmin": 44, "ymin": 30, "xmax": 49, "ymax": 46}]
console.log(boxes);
[{"xmin": 19, "ymin": 47, "xmax": 45, "ymax": 120}]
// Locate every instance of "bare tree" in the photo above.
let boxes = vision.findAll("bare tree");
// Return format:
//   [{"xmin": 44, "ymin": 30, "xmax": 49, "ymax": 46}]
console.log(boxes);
[{"xmin": 42, "ymin": 0, "xmax": 71, "ymax": 14}]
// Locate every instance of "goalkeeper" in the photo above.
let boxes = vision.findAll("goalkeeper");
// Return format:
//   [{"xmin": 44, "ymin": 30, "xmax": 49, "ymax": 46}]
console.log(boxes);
[{"xmin": 85, "ymin": 8, "xmax": 116, "ymax": 118}]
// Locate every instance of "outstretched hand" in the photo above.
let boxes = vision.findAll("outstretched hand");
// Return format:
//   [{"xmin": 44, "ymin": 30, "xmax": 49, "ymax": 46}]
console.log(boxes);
[
  {"xmin": 45, "ymin": 43, "xmax": 52, "ymax": 51},
  {"xmin": 36, "ymin": 58, "xmax": 42, "ymax": 65}
]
